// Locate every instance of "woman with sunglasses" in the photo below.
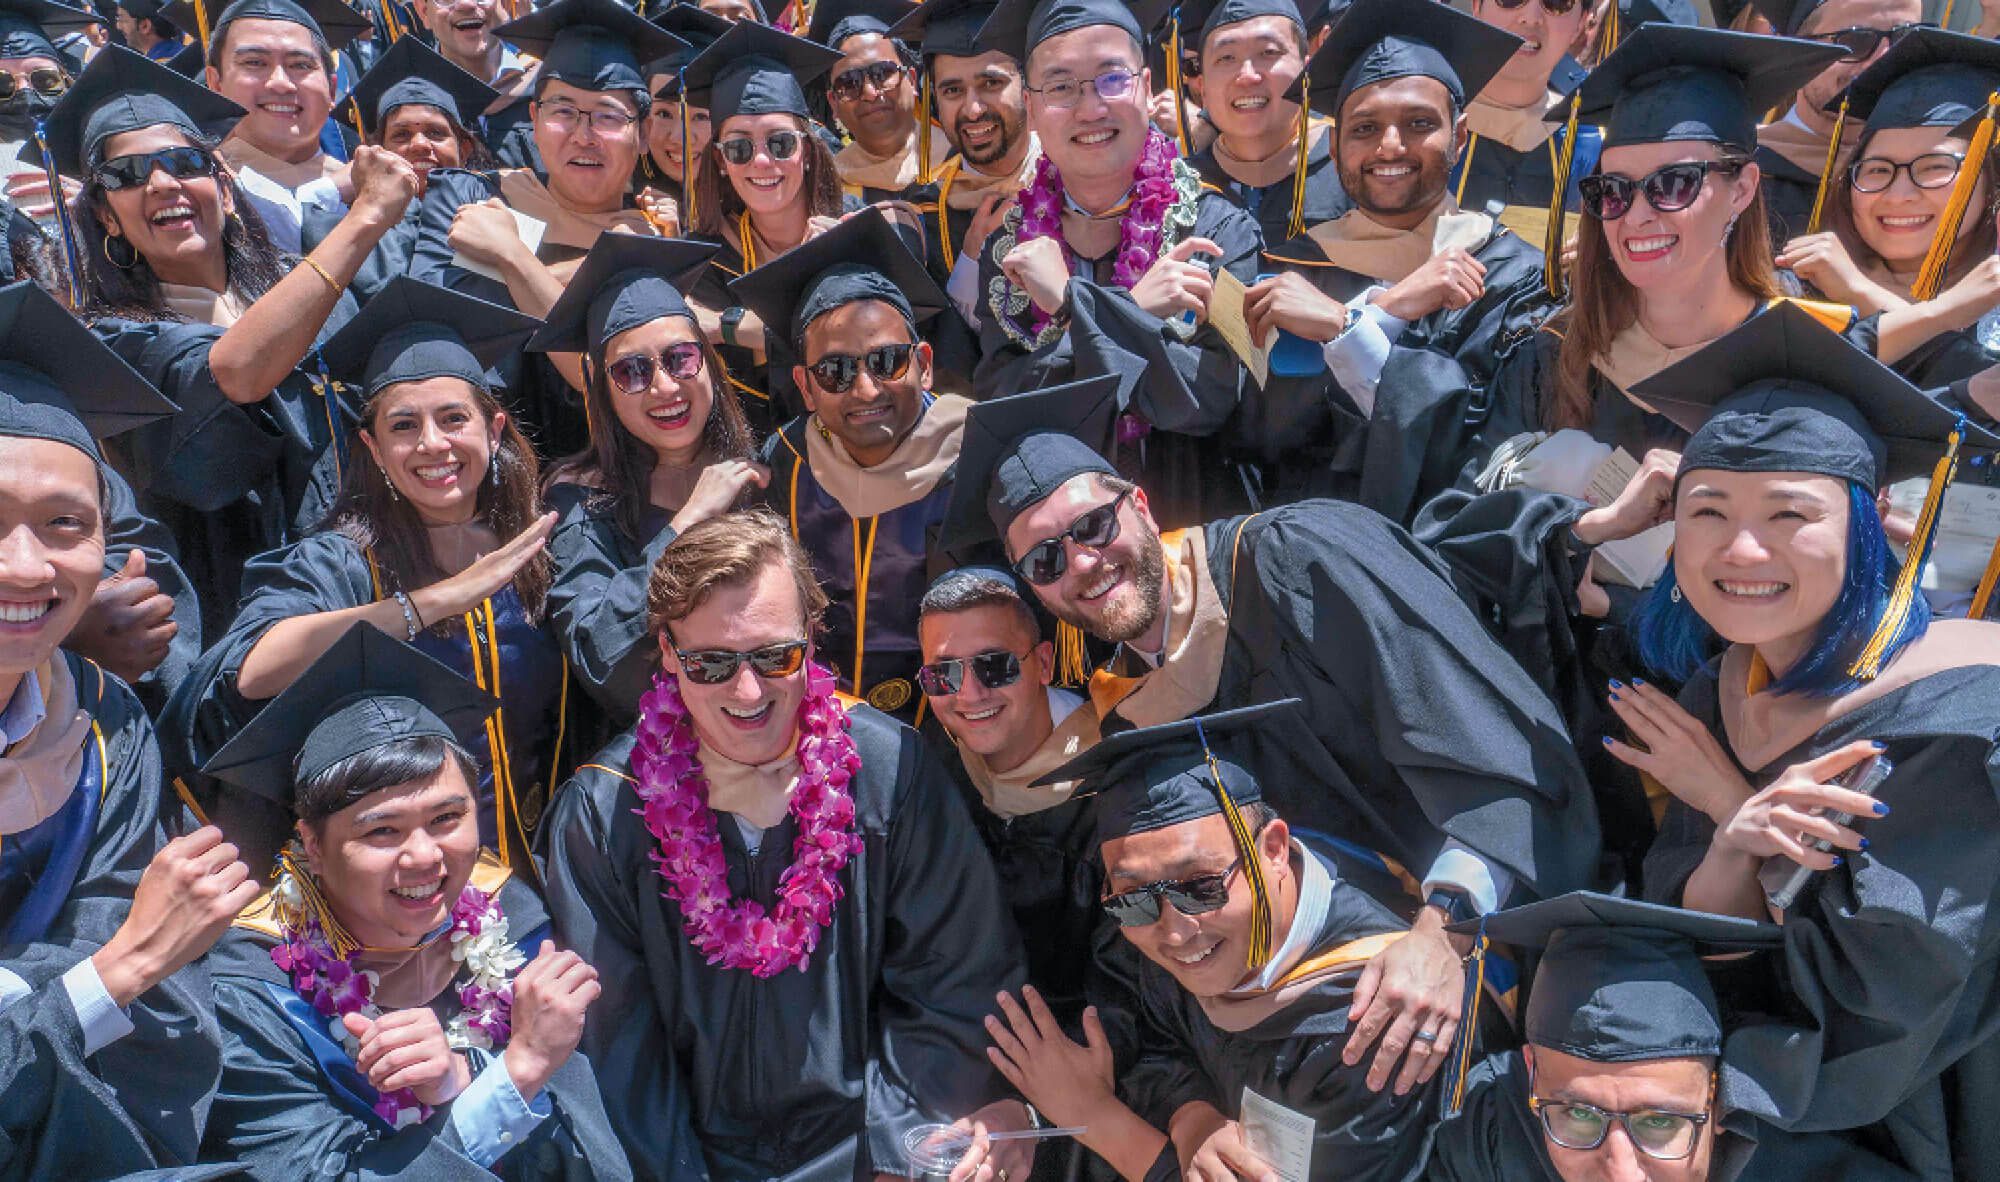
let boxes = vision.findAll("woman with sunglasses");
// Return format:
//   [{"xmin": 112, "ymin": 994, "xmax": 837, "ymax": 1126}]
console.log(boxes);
[
  {"xmin": 161, "ymin": 279, "xmax": 564, "ymax": 879},
  {"xmin": 50, "ymin": 47, "xmax": 420, "ymax": 639},
  {"xmin": 533, "ymin": 235, "xmax": 762, "ymax": 726}
]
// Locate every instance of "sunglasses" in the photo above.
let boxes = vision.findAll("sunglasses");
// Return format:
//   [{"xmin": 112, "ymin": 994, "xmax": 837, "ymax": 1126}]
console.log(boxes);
[
  {"xmin": 606, "ymin": 341, "xmax": 705, "ymax": 394},
  {"xmin": 916, "ymin": 650, "xmax": 1024, "ymax": 697},
  {"xmin": 0, "ymin": 66, "xmax": 66, "ymax": 101},
  {"xmin": 1807, "ymin": 22, "xmax": 1922, "ymax": 62},
  {"xmin": 95, "ymin": 145, "xmax": 217, "ymax": 191},
  {"xmin": 828, "ymin": 59, "xmax": 906, "ymax": 103},
  {"xmin": 1101, "ymin": 858, "xmax": 1241, "ymax": 927},
  {"xmin": 671, "ymin": 640, "xmax": 808, "ymax": 685},
  {"xmin": 1012, "ymin": 490, "xmax": 1130, "ymax": 586},
  {"xmin": 1849, "ymin": 151, "xmax": 1963, "ymax": 193},
  {"xmin": 717, "ymin": 130, "xmax": 802, "ymax": 165},
  {"xmin": 1488, "ymin": 0, "xmax": 1580, "ymax": 12},
  {"xmin": 1577, "ymin": 160, "xmax": 1741, "ymax": 221},
  {"xmin": 805, "ymin": 342, "xmax": 915, "ymax": 394}
]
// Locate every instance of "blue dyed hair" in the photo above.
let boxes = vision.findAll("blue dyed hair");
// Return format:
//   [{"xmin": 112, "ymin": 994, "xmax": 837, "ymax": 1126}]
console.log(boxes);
[{"xmin": 1633, "ymin": 482, "xmax": 1929, "ymax": 697}]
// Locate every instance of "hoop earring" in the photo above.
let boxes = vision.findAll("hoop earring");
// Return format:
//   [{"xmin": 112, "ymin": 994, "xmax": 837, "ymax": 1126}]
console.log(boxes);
[{"xmin": 102, "ymin": 233, "xmax": 138, "ymax": 270}]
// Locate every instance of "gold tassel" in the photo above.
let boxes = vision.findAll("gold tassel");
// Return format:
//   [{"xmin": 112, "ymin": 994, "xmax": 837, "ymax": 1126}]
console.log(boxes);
[
  {"xmin": 1287, "ymin": 102, "xmax": 1311, "ymax": 239},
  {"xmin": 918, "ymin": 71, "xmax": 934, "ymax": 185},
  {"xmin": 1914, "ymin": 91, "xmax": 1999, "ymax": 302},
  {"xmin": 1851, "ymin": 421, "xmax": 1963, "ymax": 679},
  {"xmin": 192, "ymin": 0, "xmax": 209, "ymax": 50},
  {"xmin": 1971, "ymin": 534, "xmax": 2000, "ymax": 620},
  {"xmin": 1944, "ymin": 0, "xmax": 1958, "ymax": 26},
  {"xmin": 279, "ymin": 847, "xmax": 361, "ymax": 959},
  {"xmin": 1054, "ymin": 619, "xmax": 1089, "ymax": 687},
  {"xmin": 1595, "ymin": 1, "xmax": 1619, "ymax": 62},
  {"xmin": 1166, "ymin": 15, "xmax": 1191, "ymax": 156},
  {"xmin": 680, "ymin": 72, "xmax": 696, "ymax": 228},
  {"xmin": 1543, "ymin": 93, "xmax": 1581, "ymax": 299},
  {"xmin": 1198, "ymin": 728, "xmax": 1272, "ymax": 972},
  {"xmin": 1805, "ymin": 96, "xmax": 1848, "ymax": 236},
  {"xmin": 1448, "ymin": 932, "xmax": 1490, "ymax": 1115}
]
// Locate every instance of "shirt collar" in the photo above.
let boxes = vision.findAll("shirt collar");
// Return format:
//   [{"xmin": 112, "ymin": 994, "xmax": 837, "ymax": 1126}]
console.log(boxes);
[
  {"xmin": 1240, "ymin": 838, "xmax": 1332, "ymax": 993},
  {"xmin": 0, "ymin": 667, "xmax": 46, "ymax": 749}
]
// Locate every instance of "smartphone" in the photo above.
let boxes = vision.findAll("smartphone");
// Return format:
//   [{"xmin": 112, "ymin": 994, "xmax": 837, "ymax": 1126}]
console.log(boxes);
[
  {"xmin": 1255, "ymin": 271, "xmax": 1329, "ymax": 378},
  {"xmin": 1173, "ymin": 252, "xmax": 1220, "ymax": 336},
  {"xmin": 1759, "ymin": 753, "xmax": 1893, "ymax": 912}
]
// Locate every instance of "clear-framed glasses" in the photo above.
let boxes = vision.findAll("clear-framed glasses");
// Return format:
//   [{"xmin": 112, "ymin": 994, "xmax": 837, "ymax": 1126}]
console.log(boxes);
[{"xmin": 1026, "ymin": 68, "xmax": 1137, "ymax": 110}]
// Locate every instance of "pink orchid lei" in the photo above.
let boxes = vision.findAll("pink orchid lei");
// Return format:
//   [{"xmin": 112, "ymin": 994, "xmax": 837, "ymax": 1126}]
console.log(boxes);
[
  {"xmin": 629, "ymin": 660, "xmax": 864, "ymax": 979},
  {"xmin": 1014, "ymin": 125, "xmax": 1182, "ymax": 339},
  {"xmin": 270, "ymin": 881, "xmax": 520, "ymax": 1129}
]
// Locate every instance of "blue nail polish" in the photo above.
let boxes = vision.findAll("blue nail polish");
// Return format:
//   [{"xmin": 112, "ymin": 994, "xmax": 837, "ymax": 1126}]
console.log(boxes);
[
  {"xmin": 1631, "ymin": 677, "xmax": 1646, "ymax": 688},
  {"xmin": 1833, "ymin": 856, "xmax": 1844, "ymax": 867},
  {"xmin": 1860, "ymin": 838, "xmax": 1870, "ymax": 851},
  {"xmin": 1608, "ymin": 679, "xmax": 1624, "ymax": 690},
  {"xmin": 1874, "ymin": 801, "xmax": 1891, "ymax": 816},
  {"xmin": 1602, "ymin": 735, "xmax": 1615, "ymax": 746},
  {"xmin": 1872, "ymin": 741, "xmax": 1887, "ymax": 750},
  {"xmin": 1608, "ymin": 692, "xmax": 1620, "ymax": 702}
]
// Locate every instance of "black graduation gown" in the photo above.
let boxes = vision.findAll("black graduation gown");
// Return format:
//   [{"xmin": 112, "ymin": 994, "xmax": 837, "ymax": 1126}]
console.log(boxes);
[
  {"xmin": 87, "ymin": 459, "xmax": 204, "ymax": 711},
  {"xmin": 1643, "ymin": 663, "xmax": 2000, "ymax": 1182},
  {"xmin": 971, "ymin": 179, "xmax": 1261, "ymax": 530},
  {"xmin": 0, "ymin": 653, "xmax": 227, "ymax": 1177},
  {"xmin": 1449, "ymin": 60, "xmax": 1597, "ymax": 226},
  {"xmin": 484, "ymin": 95, "xmax": 540, "ymax": 173},
  {"xmin": 1117, "ymin": 836, "xmax": 1437, "ymax": 1182},
  {"xmin": 544, "ymin": 481, "xmax": 676, "ymax": 728},
  {"xmin": 1754, "ymin": 145, "xmax": 1820, "ymax": 249},
  {"xmin": 1243, "ymin": 221, "xmax": 1552, "ymax": 521},
  {"xmin": 90, "ymin": 302, "xmax": 358, "ymax": 639},
  {"xmin": 1184, "ymin": 123, "xmax": 1351, "ymax": 253},
  {"xmin": 200, "ymin": 869, "xmax": 632, "ymax": 1181},
  {"xmin": 158, "ymin": 531, "xmax": 571, "ymax": 878},
  {"xmin": 542, "ymin": 705, "xmax": 1028, "ymax": 1182},
  {"xmin": 302, "ymin": 199, "xmax": 419, "ymax": 308}
]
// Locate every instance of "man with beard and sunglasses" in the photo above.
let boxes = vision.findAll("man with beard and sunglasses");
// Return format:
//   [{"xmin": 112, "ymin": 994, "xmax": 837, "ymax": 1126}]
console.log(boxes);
[
  {"xmin": 731, "ymin": 207, "xmax": 980, "ymax": 725},
  {"xmin": 941, "ymin": 382, "xmax": 1603, "ymax": 1126},
  {"xmin": 1750, "ymin": 0, "xmax": 1920, "ymax": 245},
  {"xmin": 0, "ymin": 0, "xmax": 92, "ymax": 235},
  {"xmin": 983, "ymin": 703, "xmax": 1439, "ymax": 1182},
  {"xmin": 544, "ymin": 508, "xmax": 1033, "ymax": 1182},
  {"xmin": 810, "ymin": 0, "xmax": 935, "ymax": 202}
]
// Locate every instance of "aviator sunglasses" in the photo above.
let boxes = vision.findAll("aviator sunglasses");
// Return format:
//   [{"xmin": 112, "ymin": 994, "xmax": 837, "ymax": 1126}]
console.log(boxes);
[
  {"xmin": 1101, "ymin": 858, "xmax": 1242, "ymax": 927},
  {"xmin": 916, "ymin": 650, "xmax": 1024, "ymax": 697}
]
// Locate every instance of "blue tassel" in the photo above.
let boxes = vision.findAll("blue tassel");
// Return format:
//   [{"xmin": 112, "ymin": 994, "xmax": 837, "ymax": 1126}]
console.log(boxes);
[{"xmin": 35, "ymin": 118, "xmax": 84, "ymax": 308}]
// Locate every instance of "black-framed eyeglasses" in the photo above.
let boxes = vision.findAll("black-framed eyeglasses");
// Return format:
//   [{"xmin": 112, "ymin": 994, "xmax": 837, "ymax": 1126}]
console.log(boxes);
[
  {"xmin": 717, "ymin": 130, "xmax": 802, "ymax": 165},
  {"xmin": 917, "ymin": 650, "xmax": 1024, "ymax": 697},
  {"xmin": 1101, "ymin": 858, "xmax": 1241, "ymax": 927},
  {"xmin": 95, "ymin": 145, "xmax": 218, "ymax": 190},
  {"xmin": 536, "ymin": 101, "xmax": 638, "ymax": 136},
  {"xmin": 1025, "ymin": 68, "xmax": 1137, "ymax": 110},
  {"xmin": 806, "ymin": 342, "xmax": 915, "ymax": 394},
  {"xmin": 1849, "ymin": 151, "xmax": 1964, "ymax": 194},
  {"xmin": 1012, "ymin": 490, "xmax": 1130, "ymax": 586},
  {"xmin": 606, "ymin": 341, "xmax": 705, "ymax": 394},
  {"xmin": 1527, "ymin": 1070, "xmax": 1714, "ymax": 1161},
  {"xmin": 1488, "ymin": 0, "xmax": 1580, "ymax": 13},
  {"xmin": 0, "ymin": 66, "xmax": 66, "ymax": 101},
  {"xmin": 672, "ymin": 640, "xmax": 809, "ymax": 685},
  {"xmin": 828, "ymin": 59, "xmax": 906, "ymax": 103},
  {"xmin": 1806, "ymin": 22, "xmax": 1923, "ymax": 63},
  {"xmin": 1578, "ymin": 160, "xmax": 1742, "ymax": 221}
]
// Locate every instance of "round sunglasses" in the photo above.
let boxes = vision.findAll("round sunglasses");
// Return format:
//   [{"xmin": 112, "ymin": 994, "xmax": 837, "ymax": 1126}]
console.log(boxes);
[
  {"xmin": 1577, "ymin": 160, "xmax": 1741, "ymax": 221},
  {"xmin": 95, "ymin": 145, "xmax": 218, "ymax": 191},
  {"xmin": 717, "ymin": 130, "xmax": 802, "ymax": 166},
  {"xmin": 916, "ymin": 650, "xmax": 1024, "ymax": 697},
  {"xmin": 672, "ymin": 640, "xmax": 808, "ymax": 685},
  {"xmin": 606, "ymin": 341, "xmax": 705, "ymax": 395}
]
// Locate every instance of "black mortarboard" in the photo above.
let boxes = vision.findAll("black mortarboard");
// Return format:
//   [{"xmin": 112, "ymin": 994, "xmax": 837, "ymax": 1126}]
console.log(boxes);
[
  {"xmin": 647, "ymin": 1, "xmax": 731, "ymax": 86},
  {"xmin": 1746, "ymin": 0, "xmax": 1826, "ymax": 37},
  {"xmin": 332, "ymin": 36, "xmax": 497, "ymax": 139},
  {"xmin": 0, "ymin": 279, "xmax": 176, "ymax": 459},
  {"xmin": 200, "ymin": 0, "xmax": 370, "ymax": 52},
  {"xmin": 321, "ymin": 277, "xmax": 541, "ymax": 397},
  {"xmin": 1570, "ymin": 25, "xmax": 1842, "ymax": 150},
  {"xmin": 165, "ymin": 37, "xmax": 205, "ymax": 76},
  {"xmin": 0, "ymin": 0, "xmax": 94, "ymax": 61},
  {"xmin": 889, "ymin": 0, "xmax": 999, "ymax": 61},
  {"xmin": 977, "ymin": 0, "xmax": 1142, "ymax": 68},
  {"xmin": 495, "ymin": 0, "xmax": 686, "ymax": 101},
  {"xmin": 728, "ymin": 206, "xmax": 947, "ymax": 351},
  {"xmin": 526, "ymin": 233, "xmax": 716, "ymax": 354},
  {"xmin": 1297, "ymin": 0, "xmax": 1520, "ymax": 117},
  {"xmin": 1600, "ymin": 0, "xmax": 1699, "ymax": 52},
  {"xmin": 1459, "ymin": 892, "xmax": 1782, "ymax": 1063},
  {"xmin": 1178, "ymin": 0, "xmax": 1302, "ymax": 47},
  {"xmin": 806, "ymin": 0, "xmax": 915, "ymax": 50},
  {"xmin": 680, "ymin": 18, "xmax": 841, "ymax": 123},
  {"xmin": 1840, "ymin": 26, "xmax": 2000, "ymax": 136},
  {"xmin": 42, "ymin": 44, "xmax": 244, "ymax": 176},
  {"xmin": 939, "ymin": 374, "xmax": 1120, "ymax": 552},
  {"xmin": 203, "ymin": 623, "xmax": 498, "ymax": 806}
]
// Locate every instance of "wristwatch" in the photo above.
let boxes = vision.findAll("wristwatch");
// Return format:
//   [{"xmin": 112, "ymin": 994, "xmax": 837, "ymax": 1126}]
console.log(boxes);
[
  {"xmin": 720, "ymin": 305, "xmax": 746, "ymax": 349},
  {"xmin": 1425, "ymin": 886, "xmax": 1479, "ymax": 927}
]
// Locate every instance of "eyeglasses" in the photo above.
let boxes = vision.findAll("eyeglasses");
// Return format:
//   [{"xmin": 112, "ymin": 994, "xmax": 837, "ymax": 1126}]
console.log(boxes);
[
  {"xmin": 717, "ymin": 130, "xmax": 802, "ymax": 165},
  {"xmin": 671, "ymin": 640, "xmax": 809, "ymax": 685},
  {"xmin": 1488, "ymin": 0, "xmax": 1580, "ymax": 12},
  {"xmin": 828, "ymin": 60, "xmax": 906, "ymax": 103},
  {"xmin": 1012, "ymin": 490, "xmax": 1130, "ymax": 586},
  {"xmin": 606, "ymin": 342, "xmax": 705, "ymax": 394},
  {"xmin": 1101, "ymin": 858, "xmax": 1241, "ymax": 927},
  {"xmin": 1577, "ymin": 160, "xmax": 1742, "ymax": 221},
  {"xmin": 805, "ymin": 341, "xmax": 915, "ymax": 394},
  {"xmin": 95, "ymin": 145, "xmax": 218, "ymax": 190},
  {"xmin": 1026, "ymin": 68, "xmax": 1138, "ymax": 110},
  {"xmin": 0, "ymin": 66, "xmax": 66, "ymax": 101},
  {"xmin": 1528, "ymin": 1096, "xmax": 1710, "ymax": 1160},
  {"xmin": 536, "ymin": 101, "xmax": 638, "ymax": 136},
  {"xmin": 1850, "ymin": 152, "xmax": 1964, "ymax": 193},
  {"xmin": 917, "ymin": 650, "xmax": 1024, "ymax": 697},
  {"xmin": 1806, "ymin": 22, "xmax": 1922, "ymax": 62}
]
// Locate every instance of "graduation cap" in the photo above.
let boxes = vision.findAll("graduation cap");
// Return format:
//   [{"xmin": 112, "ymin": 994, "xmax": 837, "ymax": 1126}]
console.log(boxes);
[
  {"xmin": 202, "ymin": 622, "xmax": 498, "ymax": 809},
  {"xmin": 647, "ymin": 1, "xmax": 731, "ymax": 87},
  {"xmin": 976, "ymin": 0, "xmax": 1144, "ymax": 70},
  {"xmin": 806, "ymin": 0, "xmax": 917, "ymax": 50},
  {"xmin": 192, "ymin": 0, "xmax": 373, "ymax": 53},
  {"xmin": 0, "ymin": 279, "xmax": 177, "ymax": 460},
  {"xmin": 889, "ymin": 0, "xmax": 1001, "ymax": 62},
  {"xmin": 1594, "ymin": 0, "xmax": 1699, "ymax": 58},
  {"xmin": 320, "ymin": 276, "xmax": 541, "ymax": 397},
  {"xmin": 1297, "ymin": 0, "xmax": 1520, "ymax": 119},
  {"xmin": 680, "ymin": 18, "xmax": 842, "ymax": 124},
  {"xmin": 1459, "ymin": 892, "xmax": 1782, "ymax": 1063},
  {"xmin": 938, "ymin": 372, "xmax": 1121, "ymax": 553},
  {"xmin": 1040, "ymin": 700, "xmax": 1299, "ymax": 973},
  {"xmin": 728, "ymin": 205, "xmax": 951, "ymax": 353},
  {"xmin": 495, "ymin": 0, "xmax": 687, "ymax": 101},
  {"xmin": 1155, "ymin": 0, "xmax": 1304, "ymax": 172},
  {"xmin": 1746, "ymin": 0, "xmax": 1826, "ymax": 37},
  {"xmin": 0, "ymin": 0, "xmax": 97, "ymax": 62},
  {"xmin": 331, "ymin": 35, "xmax": 496, "ymax": 139},
  {"xmin": 1631, "ymin": 300, "xmax": 2000, "ymax": 677},
  {"xmin": 526, "ymin": 233, "xmax": 716, "ymax": 354},
  {"xmin": 164, "ymin": 37, "xmax": 205, "ymax": 76}
]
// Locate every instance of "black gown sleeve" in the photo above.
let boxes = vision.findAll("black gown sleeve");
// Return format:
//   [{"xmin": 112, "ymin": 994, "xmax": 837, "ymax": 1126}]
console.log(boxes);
[
  {"xmin": 407, "ymin": 169, "xmax": 513, "ymax": 304},
  {"xmin": 543, "ymin": 483, "xmax": 675, "ymax": 722},
  {"xmin": 92, "ymin": 464, "xmax": 203, "ymax": 707}
]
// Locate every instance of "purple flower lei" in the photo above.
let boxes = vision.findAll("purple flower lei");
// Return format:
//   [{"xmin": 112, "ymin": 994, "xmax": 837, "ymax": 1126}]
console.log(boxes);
[
  {"xmin": 271, "ymin": 885, "xmax": 516, "ymax": 1129},
  {"xmin": 1014, "ymin": 125, "xmax": 1181, "ymax": 337},
  {"xmin": 629, "ymin": 661, "xmax": 864, "ymax": 979}
]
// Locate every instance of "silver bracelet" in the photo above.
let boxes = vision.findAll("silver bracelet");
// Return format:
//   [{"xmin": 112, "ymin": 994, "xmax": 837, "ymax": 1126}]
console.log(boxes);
[{"xmin": 392, "ymin": 591, "xmax": 420, "ymax": 641}]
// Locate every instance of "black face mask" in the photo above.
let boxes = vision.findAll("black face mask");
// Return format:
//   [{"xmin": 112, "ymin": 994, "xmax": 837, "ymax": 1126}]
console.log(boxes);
[{"xmin": 0, "ymin": 87, "xmax": 58, "ymax": 134}]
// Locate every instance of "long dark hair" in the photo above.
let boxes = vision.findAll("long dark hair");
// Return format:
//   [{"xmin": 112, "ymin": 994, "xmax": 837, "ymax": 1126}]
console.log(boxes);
[
  {"xmin": 1825, "ymin": 126, "xmax": 2000, "ymax": 294},
  {"xmin": 71, "ymin": 128, "xmax": 291, "ymax": 322},
  {"xmin": 543, "ymin": 325, "xmax": 753, "ymax": 544},
  {"xmin": 690, "ymin": 114, "xmax": 846, "ymax": 239},
  {"xmin": 328, "ymin": 378, "xmax": 554, "ymax": 620}
]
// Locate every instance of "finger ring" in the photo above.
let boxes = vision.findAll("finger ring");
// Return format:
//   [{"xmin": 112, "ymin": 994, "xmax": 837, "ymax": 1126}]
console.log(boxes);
[{"xmin": 1412, "ymin": 1029, "xmax": 1440, "ymax": 1044}]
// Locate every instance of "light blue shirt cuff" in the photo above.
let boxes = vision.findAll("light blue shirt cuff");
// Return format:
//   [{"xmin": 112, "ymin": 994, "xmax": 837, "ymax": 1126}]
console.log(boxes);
[
  {"xmin": 1421, "ymin": 842, "xmax": 1515, "ymax": 917},
  {"xmin": 1320, "ymin": 286, "xmax": 1410, "ymax": 415},
  {"xmin": 0, "ymin": 966, "xmax": 29, "ymax": 1013},
  {"xmin": 450, "ymin": 1051, "xmax": 552, "ymax": 1167},
  {"xmin": 947, "ymin": 251, "xmax": 984, "ymax": 327},
  {"xmin": 61, "ymin": 959, "xmax": 135, "ymax": 1056}
]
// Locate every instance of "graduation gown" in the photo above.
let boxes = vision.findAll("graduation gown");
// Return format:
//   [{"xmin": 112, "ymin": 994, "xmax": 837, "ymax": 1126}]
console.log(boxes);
[
  {"xmin": 90, "ymin": 459, "xmax": 204, "ymax": 711},
  {"xmin": 1184, "ymin": 120, "xmax": 1351, "ymax": 252},
  {"xmin": 1642, "ymin": 629, "xmax": 2000, "ymax": 1182},
  {"xmin": 200, "ymin": 862, "xmax": 631, "ymax": 1181},
  {"xmin": 544, "ymin": 481, "xmax": 677, "ymax": 728},
  {"xmin": 1449, "ymin": 59, "xmax": 1598, "ymax": 232},
  {"xmin": 542, "ymin": 704, "xmax": 1027, "ymax": 1182},
  {"xmin": 159, "ymin": 531, "xmax": 570, "ymax": 878},
  {"xmin": 302, "ymin": 199, "xmax": 419, "ymax": 308},
  {"xmin": 1117, "ymin": 835, "xmax": 1437, "ymax": 1182}
]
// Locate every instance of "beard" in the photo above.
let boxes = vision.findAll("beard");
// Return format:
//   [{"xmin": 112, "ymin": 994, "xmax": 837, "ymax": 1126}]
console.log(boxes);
[
  {"xmin": 953, "ymin": 106, "xmax": 1024, "ymax": 168},
  {"xmin": 1046, "ymin": 518, "xmax": 1168, "ymax": 644},
  {"xmin": 1337, "ymin": 154, "xmax": 1451, "ymax": 221}
]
